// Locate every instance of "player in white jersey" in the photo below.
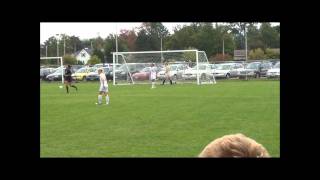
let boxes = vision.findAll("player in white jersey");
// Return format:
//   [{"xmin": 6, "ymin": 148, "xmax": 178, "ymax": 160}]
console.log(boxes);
[
  {"xmin": 162, "ymin": 62, "xmax": 173, "ymax": 85},
  {"xmin": 150, "ymin": 63, "xmax": 157, "ymax": 89},
  {"xmin": 96, "ymin": 68, "xmax": 110, "ymax": 105}
]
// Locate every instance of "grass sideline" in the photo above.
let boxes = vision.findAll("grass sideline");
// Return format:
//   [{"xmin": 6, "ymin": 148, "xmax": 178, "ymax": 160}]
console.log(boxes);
[{"xmin": 40, "ymin": 80, "xmax": 279, "ymax": 157}]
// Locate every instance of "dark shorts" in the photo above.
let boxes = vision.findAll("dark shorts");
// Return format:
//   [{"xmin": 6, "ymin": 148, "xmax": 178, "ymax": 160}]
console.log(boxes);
[{"xmin": 65, "ymin": 76, "xmax": 72, "ymax": 83}]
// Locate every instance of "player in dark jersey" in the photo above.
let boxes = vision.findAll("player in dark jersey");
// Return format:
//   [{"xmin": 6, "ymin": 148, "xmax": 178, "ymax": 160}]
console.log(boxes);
[{"xmin": 64, "ymin": 65, "xmax": 78, "ymax": 93}]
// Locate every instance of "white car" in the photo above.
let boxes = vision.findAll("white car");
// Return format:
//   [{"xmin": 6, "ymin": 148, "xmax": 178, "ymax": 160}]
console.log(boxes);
[
  {"xmin": 266, "ymin": 62, "xmax": 280, "ymax": 78},
  {"xmin": 213, "ymin": 63, "xmax": 245, "ymax": 79},
  {"xmin": 182, "ymin": 64, "xmax": 215, "ymax": 80},
  {"xmin": 157, "ymin": 64, "xmax": 189, "ymax": 80}
]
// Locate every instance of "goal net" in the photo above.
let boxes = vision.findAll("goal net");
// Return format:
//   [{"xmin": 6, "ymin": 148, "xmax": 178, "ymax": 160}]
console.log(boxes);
[{"xmin": 112, "ymin": 50, "xmax": 216, "ymax": 85}]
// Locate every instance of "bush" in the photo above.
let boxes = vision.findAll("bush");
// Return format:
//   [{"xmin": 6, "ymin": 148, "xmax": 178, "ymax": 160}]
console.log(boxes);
[
  {"xmin": 87, "ymin": 55, "xmax": 101, "ymax": 65},
  {"xmin": 265, "ymin": 48, "xmax": 280, "ymax": 59},
  {"xmin": 63, "ymin": 54, "xmax": 77, "ymax": 65},
  {"xmin": 249, "ymin": 48, "xmax": 266, "ymax": 60}
]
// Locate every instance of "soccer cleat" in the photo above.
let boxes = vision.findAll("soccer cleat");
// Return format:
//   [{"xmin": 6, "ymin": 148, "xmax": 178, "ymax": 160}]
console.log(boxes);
[{"xmin": 95, "ymin": 102, "xmax": 102, "ymax": 105}]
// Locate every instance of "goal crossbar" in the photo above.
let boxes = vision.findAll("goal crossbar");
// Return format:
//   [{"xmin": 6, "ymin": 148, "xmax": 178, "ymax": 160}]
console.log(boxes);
[{"xmin": 112, "ymin": 49, "xmax": 198, "ymax": 55}]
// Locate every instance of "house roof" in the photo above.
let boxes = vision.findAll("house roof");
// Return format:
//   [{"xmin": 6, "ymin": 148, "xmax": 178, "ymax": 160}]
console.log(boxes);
[{"xmin": 74, "ymin": 48, "xmax": 93, "ymax": 56}]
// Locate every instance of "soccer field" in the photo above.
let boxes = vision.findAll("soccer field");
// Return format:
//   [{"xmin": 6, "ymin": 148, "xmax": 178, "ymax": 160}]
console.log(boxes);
[{"xmin": 40, "ymin": 80, "xmax": 280, "ymax": 157}]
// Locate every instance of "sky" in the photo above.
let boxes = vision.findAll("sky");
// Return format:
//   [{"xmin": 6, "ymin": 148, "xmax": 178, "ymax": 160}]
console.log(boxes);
[{"xmin": 40, "ymin": 22, "xmax": 279, "ymax": 44}]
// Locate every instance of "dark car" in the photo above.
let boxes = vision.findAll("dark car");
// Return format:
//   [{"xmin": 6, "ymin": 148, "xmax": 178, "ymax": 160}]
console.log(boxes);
[
  {"xmin": 114, "ymin": 63, "xmax": 147, "ymax": 81},
  {"xmin": 239, "ymin": 61, "xmax": 273, "ymax": 79},
  {"xmin": 86, "ymin": 67, "xmax": 111, "ymax": 81},
  {"xmin": 46, "ymin": 67, "xmax": 76, "ymax": 81},
  {"xmin": 40, "ymin": 68, "xmax": 56, "ymax": 80}
]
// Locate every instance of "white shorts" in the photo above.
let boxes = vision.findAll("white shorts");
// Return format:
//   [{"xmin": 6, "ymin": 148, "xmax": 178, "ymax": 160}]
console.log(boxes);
[
  {"xmin": 99, "ymin": 85, "xmax": 108, "ymax": 92},
  {"xmin": 150, "ymin": 74, "xmax": 156, "ymax": 81}
]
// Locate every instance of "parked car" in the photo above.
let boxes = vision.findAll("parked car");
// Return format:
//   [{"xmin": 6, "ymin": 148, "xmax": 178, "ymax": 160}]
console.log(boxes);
[
  {"xmin": 157, "ymin": 64, "xmax": 190, "ymax": 80},
  {"xmin": 114, "ymin": 63, "xmax": 147, "ymax": 80},
  {"xmin": 182, "ymin": 63, "xmax": 215, "ymax": 80},
  {"xmin": 132, "ymin": 66, "xmax": 162, "ymax": 81},
  {"xmin": 266, "ymin": 62, "xmax": 280, "ymax": 78},
  {"xmin": 86, "ymin": 67, "xmax": 111, "ymax": 81},
  {"xmin": 71, "ymin": 67, "xmax": 96, "ymax": 81},
  {"xmin": 239, "ymin": 61, "xmax": 273, "ymax": 79},
  {"xmin": 40, "ymin": 68, "xmax": 56, "ymax": 80},
  {"xmin": 93, "ymin": 63, "xmax": 122, "ymax": 69},
  {"xmin": 71, "ymin": 65, "xmax": 85, "ymax": 71},
  {"xmin": 46, "ymin": 67, "xmax": 65, "ymax": 81},
  {"xmin": 212, "ymin": 63, "xmax": 245, "ymax": 79}
]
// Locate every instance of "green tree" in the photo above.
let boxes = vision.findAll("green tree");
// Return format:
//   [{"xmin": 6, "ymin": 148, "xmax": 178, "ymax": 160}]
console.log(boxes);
[
  {"xmin": 182, "ymin": 47, "xmax": 197, "ymax": 62},
  {"xmin": 260, "ymin": 23, "xmax": 280, "ymax": 49},
  {"xmin": 87, "ymin": 55, "xmax": 101, "ymax": 65},
  {"xmin": 63, "ymin": 54, "xmax": 77, "ymax": 65},
  {"xmin": 247, "ymin": 23, "xmax": 264, "ymax": 50},
  {"xmin": 135, "ymin": 23, "xmax": 169, "ymax": 51},
  {"xmin": 119, "ymin": 29, "xmax": 137, "ymax": 51},
  {"xmin": 103, "ymin": 34, "xmax": 128, "ymax": 63}
]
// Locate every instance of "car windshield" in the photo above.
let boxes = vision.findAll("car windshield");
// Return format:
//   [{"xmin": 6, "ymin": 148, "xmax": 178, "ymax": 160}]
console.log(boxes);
[
  {"xmin": 216, "ymin": 64, "xmax": 232, "ymax": 70},
  {"xmin": 274, "ymin": 63, "xmax": 280, "ymax": 68},
  {"xmin": 89, "ymin": 67, "xmax": 97, "ymax": 72},
  {"xmin": 200, "ymin": 65, "xmax": 208, "ymax": 70},
  {"xmin": 118, "ymin": 65, "xmax": 128, "ymax": 71},
  {"xmin": 54, "ymin": 68, "xmax": 63, "ymax": 74},
  {"xmin": 76, "ymin": 68, "xmax": 87, "ymax": 73},
  {"xmin": 246, "ymin": 63, "xmax": 260, "ymax": 69},
  {"xmin": 141, "ymin": 67, "xmax": 150, "ymax": 72},
  {"xmin": 170, "ymin": 66, "xmax": 178, "ymax": 70}
]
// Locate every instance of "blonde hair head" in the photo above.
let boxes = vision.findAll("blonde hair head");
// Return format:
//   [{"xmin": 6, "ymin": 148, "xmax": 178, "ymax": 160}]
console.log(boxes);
[{"xmin": 198, "ymin": 133, "xmax": 270, "ymax": 158}]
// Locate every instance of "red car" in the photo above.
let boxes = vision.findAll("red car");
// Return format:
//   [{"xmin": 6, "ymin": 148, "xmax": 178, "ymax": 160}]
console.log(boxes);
[{"xmin": 132, "ymin": 67, "xmax": 161, "ymax": 81}]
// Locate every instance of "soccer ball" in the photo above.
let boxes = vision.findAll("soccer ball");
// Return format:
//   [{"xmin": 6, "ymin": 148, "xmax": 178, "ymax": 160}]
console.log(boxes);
[{"xmin": 59, "ymin": 86, "xmax": 63, "ymax": 89}]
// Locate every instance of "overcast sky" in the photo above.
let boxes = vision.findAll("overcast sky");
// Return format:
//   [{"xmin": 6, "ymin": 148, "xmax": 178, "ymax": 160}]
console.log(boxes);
[{"xmin": 40, "ymin": 22, "xmax": 279, "ymax": 44}]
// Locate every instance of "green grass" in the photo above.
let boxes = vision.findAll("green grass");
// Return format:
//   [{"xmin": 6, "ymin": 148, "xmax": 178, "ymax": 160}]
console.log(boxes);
[{"xmin": 40, "ymin": 79, "xmax": 279, "ymax": 157}]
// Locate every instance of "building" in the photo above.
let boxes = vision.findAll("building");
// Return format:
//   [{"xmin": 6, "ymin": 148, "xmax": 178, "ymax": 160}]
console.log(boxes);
[
  {"xmin": 74, "ymin": 48, "xmax": 93, "ymax": 64},
  {"xmin": 233, "ymin": 50, "xmax": 248, "ymax": 60}
]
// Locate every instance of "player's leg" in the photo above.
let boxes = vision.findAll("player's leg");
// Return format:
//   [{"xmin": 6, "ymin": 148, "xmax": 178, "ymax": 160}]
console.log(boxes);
[
  {"xmin": 96, "ymin": 84, "xmax": 103, "ymax": 105},
  {"xmin": 105, "ymin": 91, "xmax": 110, "ymax": 105},
  {"xmin": 152, "ymin": 79, "xmax": 156, "ymax": 88},
  {"xmin": 163, "ymin": 74, "xmax": 168, "ymax": 85},
  {"xmin": 97, "ymin": 91, "xmax": 103, "ymax": 105},
  {"xmin": 64, "ymin": 81, "xmax": 69, "ymax": 93},
  {"xmin": 104, "ymin": 86, "xmax": 109, "ymax": 105},
  {"xmin": 70, "ymin": 81, "xmax": 78, "ymax": 91}
]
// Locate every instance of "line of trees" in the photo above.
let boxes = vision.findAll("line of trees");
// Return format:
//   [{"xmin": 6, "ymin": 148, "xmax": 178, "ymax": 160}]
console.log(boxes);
[{"xmin": 40, "ymin": 22, "xmax": 280, "ymax": 64}]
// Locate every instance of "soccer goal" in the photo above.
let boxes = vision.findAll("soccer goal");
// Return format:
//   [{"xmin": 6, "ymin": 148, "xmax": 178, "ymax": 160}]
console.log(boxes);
[
  {"xmin": 40, "ymin": 57, "xmax": 64, "ymax": 84},
  {"xmin": 112, "ymin": 50, "xmax": 216, "ymax": 85}
]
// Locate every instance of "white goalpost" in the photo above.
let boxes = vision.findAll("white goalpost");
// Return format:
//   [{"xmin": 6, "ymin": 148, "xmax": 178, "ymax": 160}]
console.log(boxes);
[
  {"xmin": 40, "ymin": 56, "xmax": 64, "ymax": 84},
  {"xmin": 112, "ymin": 50, "xmax": 215, "ymax": 86}
]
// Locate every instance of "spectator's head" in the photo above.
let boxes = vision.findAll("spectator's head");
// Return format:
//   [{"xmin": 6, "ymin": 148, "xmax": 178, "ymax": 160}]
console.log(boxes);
[{"xmin": 198, "ymin": 133, "xmax": 270, "ymax": 158}]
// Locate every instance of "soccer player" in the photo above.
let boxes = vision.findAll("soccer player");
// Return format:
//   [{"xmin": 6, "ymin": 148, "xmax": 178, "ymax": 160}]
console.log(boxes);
[
  {"xmin": 96, "ymin": 68, "xmax": 110, "ymax": 105},
  {"xmin": 162, "ymin": 62, "xmax": 173, "ymax": 85},
  {"xmin": 150, "ymin": 63, "xmax": 157, "ymax": 89},
  {"xmin": 64, "ymin": 65, "xmax": 78, "ymax": 93}
]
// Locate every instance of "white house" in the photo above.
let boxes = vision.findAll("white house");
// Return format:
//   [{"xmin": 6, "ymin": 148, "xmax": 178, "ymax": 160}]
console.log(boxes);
[{"xmin": 74, "ymin": 48, "xmax": 93, "ymax": 64}]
